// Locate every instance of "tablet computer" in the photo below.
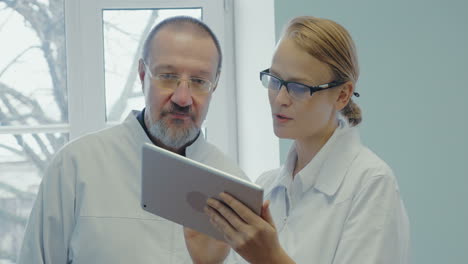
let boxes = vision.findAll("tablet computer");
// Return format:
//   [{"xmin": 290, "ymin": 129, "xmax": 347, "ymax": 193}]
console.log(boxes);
[{"xmin": 141, "ymin": 143, "xmax": 264, "ymax": 241}]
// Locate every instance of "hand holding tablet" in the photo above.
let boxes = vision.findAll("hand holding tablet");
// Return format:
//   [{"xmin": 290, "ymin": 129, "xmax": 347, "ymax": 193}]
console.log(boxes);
[{"xmin": 141, "ymin": 143, "xmax": 264, "ymax": 241}]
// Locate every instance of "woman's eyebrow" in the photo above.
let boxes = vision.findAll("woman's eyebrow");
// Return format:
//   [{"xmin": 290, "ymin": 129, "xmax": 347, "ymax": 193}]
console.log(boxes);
[
  {"xmin": 270, "ymin": 69, "xmax": 317, "ymax": 84},
  {"xmin": 269, "ymin": 69, "xmax": 283, "ymax": 78}
]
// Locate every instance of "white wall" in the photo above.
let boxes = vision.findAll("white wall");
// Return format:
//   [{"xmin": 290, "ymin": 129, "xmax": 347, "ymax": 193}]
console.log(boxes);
[
  {"xmin": 275, "ymin": 0, "xmax": 468, "ymax": 263},
  {"xmin": 234, "ymin": 0, "xmax": 279, "ymax": 180}
]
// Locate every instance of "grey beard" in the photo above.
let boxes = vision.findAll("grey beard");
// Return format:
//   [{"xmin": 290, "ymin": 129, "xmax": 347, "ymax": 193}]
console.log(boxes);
[{"xmin": 148, "ymin": 118, "xmax": 199, "ymax": 149}]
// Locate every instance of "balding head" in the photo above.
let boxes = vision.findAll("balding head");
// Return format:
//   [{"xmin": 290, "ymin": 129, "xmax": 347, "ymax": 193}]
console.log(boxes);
[{"xmin": 142, "ymin": 16, "xmax": 222, "ymax": 74}]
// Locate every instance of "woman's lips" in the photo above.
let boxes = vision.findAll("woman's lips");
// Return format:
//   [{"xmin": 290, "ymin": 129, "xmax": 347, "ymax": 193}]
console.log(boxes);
[{"xmin": 274, "ymin": 114, "xmax": 293, "ymax": 123}]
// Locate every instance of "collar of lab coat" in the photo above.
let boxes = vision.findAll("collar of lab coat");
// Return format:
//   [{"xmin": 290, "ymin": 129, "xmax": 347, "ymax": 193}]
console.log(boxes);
[
  {"xmin": 126, "ymin": 110, "xmax": 152, "ymax": 147},
  {"xmin": 125, "ymin": 110, "xmax": 207, "ymax": 159},
  {"xmin": 281, "ymin": 118, "xmax": 362, "ymax": 197}
]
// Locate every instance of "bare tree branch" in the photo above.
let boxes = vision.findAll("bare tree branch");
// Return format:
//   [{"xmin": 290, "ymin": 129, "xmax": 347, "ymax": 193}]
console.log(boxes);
[
  {"xmin": 0, "ymin": 209, "xmax": 27, "ymax": 225},
  {"xmin": 0, "ymin": 2, "xmax": 67, "ymax": 171},
  {"xmin": 43, "ymin": 131, "xmax": 67, "ymax": 153},
  {"xmin": 0, "ymin": 45, "xmax": 39, "ymax": 78},
  {"xmin": 32, "ymin": 134, "xmax": 52, "ymax": 159},
  {"xmin": 1, "ymin": 1, "xmax": 49, "ymax": 38},
  {"xmin": 104, "ymin": 21, "xmax": 139, "ymax": 41},
  {"xmin": 0, "ymin": 86, "xmax": 48, "ymax": 171},
  {"xmin": 0, "ymin": 182, "xmax": 36, "ymax": 200},
  {"xmin": 40, "ymin": 41, "xmax": 68, "ymax": 118},
  {"xmin": 1, "ymin": 0, "xmax": 68, "ymax": 121},
  {"xmin": 107, "ymin": 10, "xmax": 159, "ymax": 121},
  {"xmin": 0, "ymin": 248, "xmax": 17, "ymax": 262},
  {"xmin": 13, "ymin": 134, "xmax": 46, "ymax": 172},
  {"xmin": 1, "ymin": 112, "xmax": 39, "ymax": 123},
  {"xmin": 0, "ymin": 0, "xmax": 16, "ymax": 8},
  {"xmin": 0, "ymin": 84, "xmax": 65, "ymax": 153},
  {"xmin": 0, "ymin": 7, "xmax": 13, "ymax": 30},
  {"xmin": 0, "ymin": 143, "xmax": 23, "ymax": 156},
  {"xmin": 0, "ymin": 82, "xmax": 55, "ymax": 124},
  {"xmin": 0, "ymin": 2, "xmax": 67, "ymax": 259}
]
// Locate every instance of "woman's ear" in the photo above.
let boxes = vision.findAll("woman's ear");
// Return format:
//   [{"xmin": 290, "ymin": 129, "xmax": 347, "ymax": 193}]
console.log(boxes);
[{"xmin": 335, "ymin": 81, "xmax": 354, "ymax": 111}]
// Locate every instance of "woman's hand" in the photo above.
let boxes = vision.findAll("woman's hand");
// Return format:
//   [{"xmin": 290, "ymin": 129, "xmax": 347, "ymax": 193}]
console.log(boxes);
[
  {"xmin": 205, "ymin": 193, "xmax": 295, "ymax": 264},
  {"xmin": 184, "ymin": 227, "xmax": 230, "ymax": 264}
]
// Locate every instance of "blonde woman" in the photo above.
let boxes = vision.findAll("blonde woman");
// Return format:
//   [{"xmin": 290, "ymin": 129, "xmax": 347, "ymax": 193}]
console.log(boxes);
[{"xmin": 185, "ymin": 16, "xmax": 410, "ymax": 264}]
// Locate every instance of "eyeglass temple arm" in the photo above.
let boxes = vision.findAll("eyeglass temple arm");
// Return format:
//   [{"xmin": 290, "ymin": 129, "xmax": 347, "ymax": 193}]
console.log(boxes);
[{"xmin": 309, "ymin": 84, "xmax": 360, "ymax": 98}]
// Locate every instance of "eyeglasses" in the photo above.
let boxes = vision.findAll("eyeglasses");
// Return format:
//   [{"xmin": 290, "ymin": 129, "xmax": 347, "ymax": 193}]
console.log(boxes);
[
  {"xmin": 260, "ymin": 69, "xmax": 360, "ymax": 100},
  {"xmin": 144, "ymin": 61, "xmax": 216, "ymax": 95}
]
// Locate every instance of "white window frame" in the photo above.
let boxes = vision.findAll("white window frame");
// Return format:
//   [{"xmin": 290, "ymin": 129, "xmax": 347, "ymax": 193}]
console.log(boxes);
[
  {"xmin": 65, "ymin": 0, "xmax": 238, "ymax": 160},
  {"xmin": 0, "ymin": 0, "xmax": 279, "ymax": 180}
]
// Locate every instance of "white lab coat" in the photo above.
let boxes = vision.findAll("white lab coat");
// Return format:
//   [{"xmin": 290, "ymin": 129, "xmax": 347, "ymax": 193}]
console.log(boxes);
[
  {"xmin": 18, "ymin": 111, "xmax": 247, "ymax": 264},
  {"xmin": 229, "ymin": 119, "xmax": 410, "ymax": 264}
]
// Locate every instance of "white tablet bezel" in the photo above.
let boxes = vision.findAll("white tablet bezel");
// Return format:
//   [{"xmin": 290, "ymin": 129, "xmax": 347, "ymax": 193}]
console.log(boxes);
[{"xmin": 141, "ymin": 143, "xmax": 264, "ymax": 241}]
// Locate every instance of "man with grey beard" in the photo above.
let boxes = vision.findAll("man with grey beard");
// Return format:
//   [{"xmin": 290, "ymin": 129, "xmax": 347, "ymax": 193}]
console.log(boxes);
[{"xmin": 18, "ymin": 16, "xmax": 247, "ymax": 264}]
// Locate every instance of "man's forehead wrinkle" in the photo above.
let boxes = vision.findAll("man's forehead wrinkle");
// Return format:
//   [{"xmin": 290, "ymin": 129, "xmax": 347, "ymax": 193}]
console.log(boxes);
[
  {"xmin": 147, "ymin": 25, "xmax": 216, "ymax": 59},
  {"xmin": 162, "ymin": 23, "xmax": 211, "ymax": 37},
  {"xmin": 151, "ymin": 24, "xmax": 211, "ymax": 48}
]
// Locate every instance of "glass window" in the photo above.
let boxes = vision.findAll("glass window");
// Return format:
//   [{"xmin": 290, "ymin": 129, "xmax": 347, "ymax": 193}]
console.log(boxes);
[
  {"xmin": 0, "ymin": 0, "xmax": 68, "ymax": 127},
  {"xmin": 0, "ymin": 0, "xmax": 68, "ymax": 262},
  {"xmin": 0, "ymin": 2, "xmax": 227, "ymax": 262},
  {"xmin": 103, "ymin": 8, "xmax": 202, "ymax": 123},
  {"xmin": 0, "ymin": 133, "xmax": 68, "ymax": 264}
]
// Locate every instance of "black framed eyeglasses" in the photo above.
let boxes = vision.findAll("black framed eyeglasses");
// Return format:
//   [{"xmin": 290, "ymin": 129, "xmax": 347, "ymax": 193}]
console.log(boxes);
[{"xmin": 259, "ymin": 69, "xmax": 360, "ymax": 100}]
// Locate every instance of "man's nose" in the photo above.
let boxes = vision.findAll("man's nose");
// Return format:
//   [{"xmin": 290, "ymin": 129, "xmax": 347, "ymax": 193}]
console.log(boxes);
[{"xmin": 170, "ymin": 80, "xmax": 193, "ymax": 107}]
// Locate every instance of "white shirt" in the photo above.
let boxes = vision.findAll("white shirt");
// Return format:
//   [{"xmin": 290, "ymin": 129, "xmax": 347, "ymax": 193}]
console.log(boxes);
[
  {"xmin": 18, "ymin": 111, "xmax": 247, "ymax": 264},
  {"xmin": 230, "ymin": 120, "xmax": 410, "ymax": 264}
]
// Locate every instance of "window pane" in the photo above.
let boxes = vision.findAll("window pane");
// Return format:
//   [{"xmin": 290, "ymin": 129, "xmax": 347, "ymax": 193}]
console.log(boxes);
[
  {"xmin": 0, "ymin": 0, "xmax": 68, "ymax": 127},
  {"xmin": 0, "ymin": 132, "xmax": 68, "ymax": 264},
  {"xmin": 103, "ymin": 8, "xmax": 202, "ymax": 123}
]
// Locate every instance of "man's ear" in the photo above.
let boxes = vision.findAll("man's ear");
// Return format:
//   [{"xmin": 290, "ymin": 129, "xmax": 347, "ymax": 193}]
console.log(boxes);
[
  {"xmin": 335, "ymin": 81, "xmax": 354, "ymax": 111},
  {"xmin": 138, "ymin": 59, "xmax": 146, "ymax": 88}
]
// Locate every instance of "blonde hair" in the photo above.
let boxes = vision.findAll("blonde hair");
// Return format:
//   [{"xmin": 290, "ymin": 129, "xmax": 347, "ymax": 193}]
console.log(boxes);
[{"xmin": 283, "ymin": 16, "xmax": 362, "ymax": 126}]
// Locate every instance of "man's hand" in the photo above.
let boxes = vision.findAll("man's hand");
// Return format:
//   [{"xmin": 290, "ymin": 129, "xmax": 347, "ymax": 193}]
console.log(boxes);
[{"xmin": 184, "ymin": 227, "xmax": 230, "ymax": 264}]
